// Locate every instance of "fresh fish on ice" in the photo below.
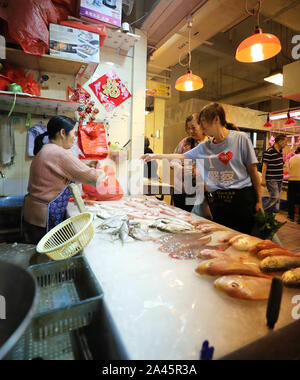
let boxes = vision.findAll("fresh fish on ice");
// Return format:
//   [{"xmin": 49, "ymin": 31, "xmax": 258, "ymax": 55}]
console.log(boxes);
[
  {"xmin": 119, "ymin": 222, "xmax": 134, "ymax": 244},
  {"xmin": 156, "ymin": 232, "xmax": 205, "ymax": 245},
  {"xmin": 197, "ymin": 249, "xmax": 226, "ymax": 260},
  {"xmin": 215, "ymin": 276, "xmax": 272, "ymax": 300},
  {"xmin": 257, "ymin": 248, "xmax": 296, "ymax": 260},
  {"xmin": 260, "ymin": 256, "xmax": 300, "ymax": 272},
  {"xmin": 150, "ymin": 218, "xmax": 194, "ymax": 233},
  {"xmin": 254, "ymin": 240, "xmax": 288, "ymax": 253},
  {"xmin": 229, "ymin": 234, "xmax": 261, "ymax": 252},
  {"xmin": 96, "ymin": 209, "xmax": 115, "ymax": 219},
  {"xmin": 195, "ymin": 257, "xmax": 269, "ymax": 278},
  {"xmin": 128, "ymin": 224, "xmax": 151, "ymax": 241},
  {"xmin": 282, "ymin": 268, "xmax": 300, "ymax": 287},
  {"xmin": 96, "ymin": 215, "xmax": 128, "ymax": 231}
]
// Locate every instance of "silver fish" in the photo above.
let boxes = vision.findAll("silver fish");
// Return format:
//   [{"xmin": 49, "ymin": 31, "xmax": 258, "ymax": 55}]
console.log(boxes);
[
  {"xmin": 96, "ymin": 209, "xmax": 114, "ymax": 220},
  {"xmin": 97, "ymin": 215, "xmax": 128, "ymax": 231},
  {"xmin": 129, "ymin": 225, "xmax": 151, "ymax": 241},
  {"xmin": 150, "ymin": 218, "xmax": 194, "ymax": 233},
  {"xmin": 119, "ymin": 222, "xmax": 134, "ymax": 244}
]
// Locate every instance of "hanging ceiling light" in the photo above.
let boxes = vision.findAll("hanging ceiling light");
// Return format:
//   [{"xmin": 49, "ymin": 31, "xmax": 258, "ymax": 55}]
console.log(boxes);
[
  {"xmin": 264, "ymin": 114, "xmax": 273, "ymax": 128},
  {"xmin": 175, "ymin": 69, "xmax": 204, "ymax": 92},
  {"xmin": 236, "ymin": 1, "xmax": 282, "ymax": 63},
  {"xmin": 175, "ymin": 16, "xmax": 204, "ymax": 92},
  {"xmin": 284, "ymin": 111, "xmax": 297, "ymax": 126}
]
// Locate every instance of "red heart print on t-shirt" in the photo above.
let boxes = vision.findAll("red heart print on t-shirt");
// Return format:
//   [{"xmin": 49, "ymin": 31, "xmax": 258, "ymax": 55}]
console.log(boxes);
[{"xmin": 219, "ymin": 152, "xmax": 233, "ymax": 165}]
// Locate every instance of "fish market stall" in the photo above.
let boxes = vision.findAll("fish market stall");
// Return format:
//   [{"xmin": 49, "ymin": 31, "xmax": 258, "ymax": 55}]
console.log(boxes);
[{"xmin": 67, "ymin": 197, "xmax": 300, "ymax": 360}]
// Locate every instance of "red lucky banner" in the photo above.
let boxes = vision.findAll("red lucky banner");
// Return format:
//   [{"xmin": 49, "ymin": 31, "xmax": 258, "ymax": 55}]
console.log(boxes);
[{"xmin": 89, "ymin": 69, "xmax": 131, "ymax": 112}]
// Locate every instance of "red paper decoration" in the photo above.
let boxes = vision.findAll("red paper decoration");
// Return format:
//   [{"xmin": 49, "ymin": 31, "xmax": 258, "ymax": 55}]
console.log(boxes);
[{"xmin": 89, "ymin": 69, "xmax": 131, "ymax": 112}]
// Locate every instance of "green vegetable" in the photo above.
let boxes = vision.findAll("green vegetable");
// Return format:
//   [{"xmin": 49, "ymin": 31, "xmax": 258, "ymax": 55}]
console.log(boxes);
[{"xmin": 253, "ymin": 210, "xmax": 286, "ymax": 240}]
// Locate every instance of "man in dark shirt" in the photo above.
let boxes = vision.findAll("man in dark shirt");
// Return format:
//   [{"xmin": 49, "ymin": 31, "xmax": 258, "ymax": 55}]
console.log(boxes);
[
  {"xmin": 262, "ymin": 134, "xmax": 288, "ymax": 214},
  {"xmin": 144, "ymin": 137, "xmax": 159, "ymax": 179}
]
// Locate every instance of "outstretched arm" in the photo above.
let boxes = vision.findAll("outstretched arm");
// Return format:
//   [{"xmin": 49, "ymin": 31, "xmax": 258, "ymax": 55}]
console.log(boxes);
[{"xmin": 141, "ymin": 153, "xmax": 185, "ymax": 162}]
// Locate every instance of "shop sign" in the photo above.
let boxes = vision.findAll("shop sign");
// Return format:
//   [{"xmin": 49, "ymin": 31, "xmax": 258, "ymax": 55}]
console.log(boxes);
[
  {"xmin": 292, "ymin": 295, "xmax": 300, "ymax": 320},
  {"xmin": 292, "ymin": 35, "xmax": 300, "ymax": 60},
  {"xmin": 146, "ymin": 80, "xmax": 171, "ymax": 99}
]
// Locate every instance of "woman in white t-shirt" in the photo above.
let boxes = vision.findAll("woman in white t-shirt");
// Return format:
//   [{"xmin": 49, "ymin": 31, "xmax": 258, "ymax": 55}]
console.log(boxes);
[
  {"xmin": 288, "ymin": 146, "xmax": 300, "ymax": 223},
  {"xmin": 142, "ymin": 103, "xmax": 263, "ymax": 234}
]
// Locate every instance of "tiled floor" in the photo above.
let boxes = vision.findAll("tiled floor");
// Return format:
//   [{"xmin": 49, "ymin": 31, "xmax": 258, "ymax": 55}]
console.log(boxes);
[{"xmin": 276, "ymin": 211, "xmax": 300, "ymax": 252}]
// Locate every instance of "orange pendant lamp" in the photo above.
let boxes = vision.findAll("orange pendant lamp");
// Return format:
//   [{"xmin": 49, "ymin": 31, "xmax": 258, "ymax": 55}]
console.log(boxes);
[
  {"xmin": 236, "ymin": 1, "xmax": 281, "ymax": 63},
  {"xmin": 236, "ymin": 27, "xmax": 282, "ymax": 63},
  {"xmin": 175, "ymin": 16, "xmax": 204, "ymax": 92},
  {"xmin": 175, "ymin": 69, "xmax": 204, "ymax": 92}
]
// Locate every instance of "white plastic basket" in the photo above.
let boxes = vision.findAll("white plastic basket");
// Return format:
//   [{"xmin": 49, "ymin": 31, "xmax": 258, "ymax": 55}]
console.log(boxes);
[{"xmin": 36, "ymin": 213, "xmax": 94, "ymax": 261}]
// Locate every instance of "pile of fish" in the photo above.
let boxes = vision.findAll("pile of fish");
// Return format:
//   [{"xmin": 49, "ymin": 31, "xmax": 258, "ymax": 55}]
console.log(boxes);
[
  {"xmin": 95, "ymin": 214, "xmax": 151, "ymax": 243},
  {"xmin": 94, "ymin": 198, "xmax": 197, "ymax": 243},
  {"xmin": 89, "ymin": 196, "xmax": 300, "ymax": 300},
  {"xmin": 154, "ymin": 221, "xmax": 233, "ymax": 260},
  {"xmin": 193, "ymin": 233, "xmax": 300, "ymax": 300},
  {"xmin": 90, "ymin": 196, "xmax": 193, "ymax": 223}
]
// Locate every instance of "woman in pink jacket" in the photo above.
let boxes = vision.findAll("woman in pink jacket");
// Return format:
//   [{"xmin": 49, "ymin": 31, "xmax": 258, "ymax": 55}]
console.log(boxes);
[{"xmin": 23, "ymin": 115, "xmax": 105, "ymax": 244}]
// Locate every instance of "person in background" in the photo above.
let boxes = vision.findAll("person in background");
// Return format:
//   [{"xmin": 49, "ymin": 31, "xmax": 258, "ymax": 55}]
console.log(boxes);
[
  {"xmin": 288, "ymin": 146, "xmax": 300, "ymax": 223},
  {"xmin": 142, "ymin": 103, "xmax": 263, "ymax": 235},
  {"xmin": 144, "ymin": 137, "xmax": 159, "ymax": 180},
  {"xmin": 23, "ymin": 115, "xmax": 105, "ymax": 245},
  {"xmin": 172, "ymin": 113, "xmax": 208, "ymax": 213},
  {"xmin": 262, "ymin": 134, "xmax": 288, "ymax": 214}
]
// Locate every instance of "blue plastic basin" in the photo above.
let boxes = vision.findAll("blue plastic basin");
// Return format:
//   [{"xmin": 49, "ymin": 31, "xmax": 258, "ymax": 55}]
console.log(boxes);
[{"xmin": 0, "ymin": 196, "xmax": 24, "ymax": 207}]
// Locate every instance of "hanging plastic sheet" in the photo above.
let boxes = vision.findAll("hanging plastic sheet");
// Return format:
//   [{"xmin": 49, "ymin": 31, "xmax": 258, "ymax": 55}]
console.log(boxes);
[{"xmin": 0, "ymin": 115, "xmax": 16, "ymax": 166}]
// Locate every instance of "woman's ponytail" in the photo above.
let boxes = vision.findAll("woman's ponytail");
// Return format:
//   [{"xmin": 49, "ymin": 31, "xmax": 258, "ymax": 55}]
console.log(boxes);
[
  {"xmin": 33, "ymin": 132, "xmax": 49, "ymax": 156},
  {"xmin": 33, "ymin": 115, "xmax": 75, "ymax": 156},
  {"xmin": 225, "ymin": 122, "xmax": 239, "ymax": 131}
]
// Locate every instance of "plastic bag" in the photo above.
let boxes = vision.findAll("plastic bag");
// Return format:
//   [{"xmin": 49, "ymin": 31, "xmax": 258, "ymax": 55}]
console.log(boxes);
[
  {"xmin": 82, "ymin": 165, "xmax": 124, "ymax": 201},
  {"xmin": 60, "ymin": 20, "xmax": 107, "ymax": 47},
  {"xmin": 3, "ymin": 65, "xmax": 41, "ymax": 96},
  {"xmin": 52, "ymin": 0, "xmax": 77, "ymax": 12},
  {"xmin": 2, "ymin": 0, "xmax": 58, "ymax": 55},
  {"xmin": 52, "ymin": 0, "xmax": 77, "ymax": 21},
  {"xmin": 77, "ymin": 120, "xmax": 108, "ymax": 160},
  {"xmin": 4, "ymin": 64, "xmax": 26, "ymax": 82},
  {"xmin": 17, "ymin": 74, "xmax": 41, "ymax": 96},
  {"xmin": 53, "ymin": 3, "xmax": 70, "ymax": 21}
]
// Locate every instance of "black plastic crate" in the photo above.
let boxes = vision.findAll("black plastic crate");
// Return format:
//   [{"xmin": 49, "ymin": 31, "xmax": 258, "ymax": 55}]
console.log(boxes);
[
  {"xmin": 28, "ymin": 256, "xmax": 103, "ymax": 340},
  {"xmin": 6, "ymin": 299, "xmax": 129, "ymax": 360}
]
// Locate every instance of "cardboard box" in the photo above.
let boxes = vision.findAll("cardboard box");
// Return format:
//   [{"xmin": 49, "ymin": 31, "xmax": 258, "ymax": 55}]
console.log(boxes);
[
  {"xmin": 49, "ymin": 24, "xmax": 100, "ymax": 63},
  {"xmin": 78, "ymin": 0, "xmax": 122, "ymax": 28}
]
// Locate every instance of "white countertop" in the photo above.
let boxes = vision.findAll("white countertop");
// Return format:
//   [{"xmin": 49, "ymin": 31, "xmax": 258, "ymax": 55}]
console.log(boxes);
[{"xmin": 68, "ymin": 202, "xmax": 299, "ymax": 360}]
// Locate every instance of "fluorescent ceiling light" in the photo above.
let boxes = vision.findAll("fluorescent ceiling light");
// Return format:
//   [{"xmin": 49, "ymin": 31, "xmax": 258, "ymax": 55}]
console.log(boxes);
[
  {"xmin": 264, "ymin": 73, "xmax": 283, "ymax": 86},
  {"xmin": 270, "ymin": 111, "xmax": 300, "ymax": 121}
]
